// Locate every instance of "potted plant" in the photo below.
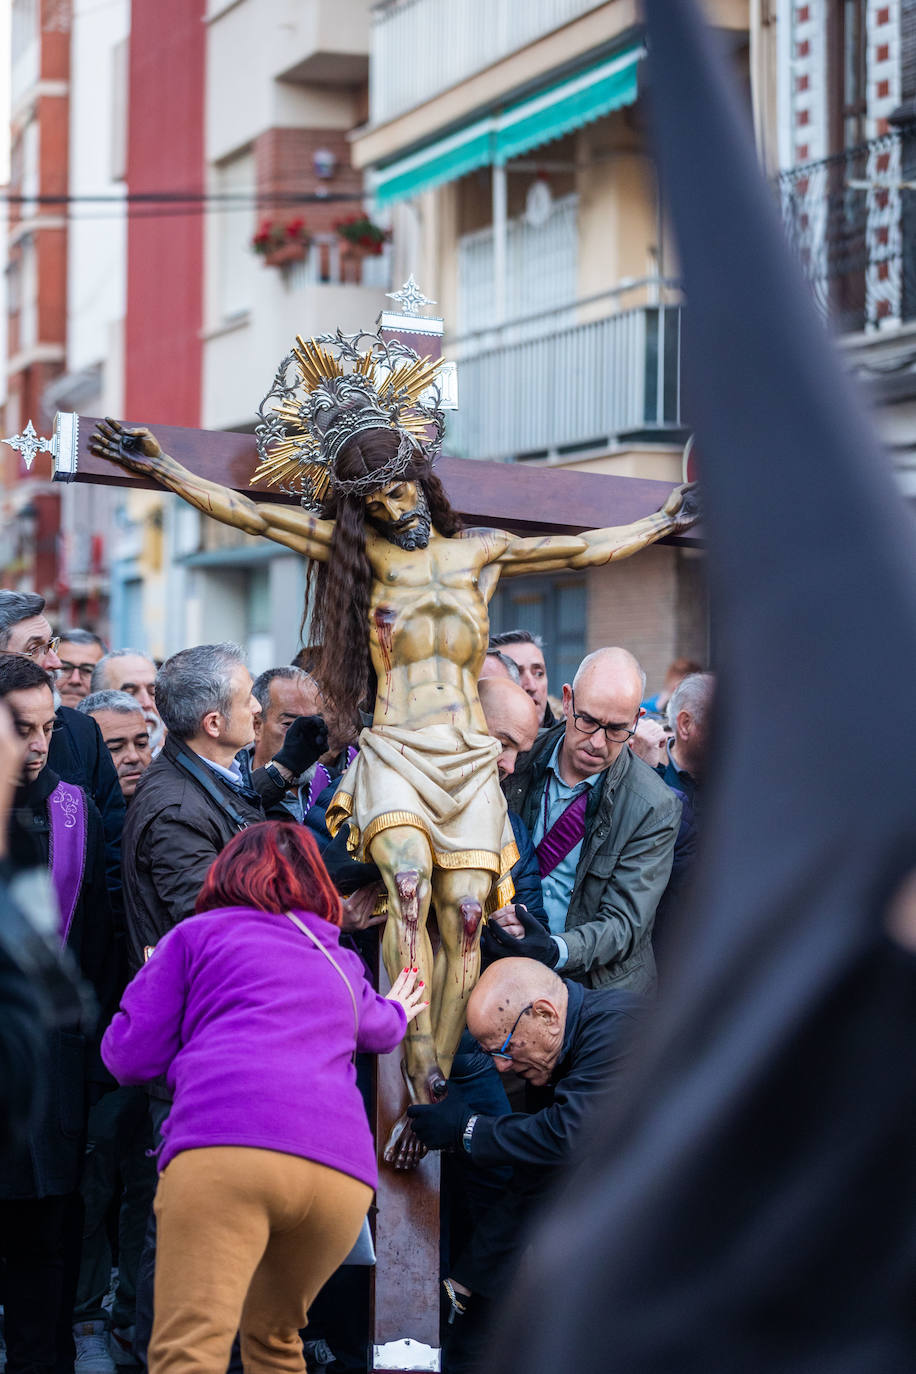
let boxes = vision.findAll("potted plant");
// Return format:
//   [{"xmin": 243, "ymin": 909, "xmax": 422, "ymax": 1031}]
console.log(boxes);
[
  {"xmin": 335, "ymin": 214, "xmax": 391, "ymax": 257},
  {"xmin": 251, "ymin": 217, "xmax": 311, "ymax": 268}
]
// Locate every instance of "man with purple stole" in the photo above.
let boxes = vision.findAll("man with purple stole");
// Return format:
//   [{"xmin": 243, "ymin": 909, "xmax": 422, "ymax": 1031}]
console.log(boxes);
[
  {"xmin": 0, "ymin": 653, "xmax": 115, "ymax": 1374},
  {"xmin": 501, "ymin": 647, "xmax": 680, "ymax": 995}
]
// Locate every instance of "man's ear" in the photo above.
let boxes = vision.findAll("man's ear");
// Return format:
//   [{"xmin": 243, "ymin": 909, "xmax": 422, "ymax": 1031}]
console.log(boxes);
[
  {"xmin": 201, "ymin": 709, "xmax": 222, "ymax": 741},
  {"xmin": 676, "ymin": 708, "xmax": 692, "ymax": 741},
  {"xmin": 252, "ymin": 713, "xmax": 263, "ymax": 741},
  {"xmin": 561, "ymin": 684, "xmax": 573, "ymax": 717},
  {"xmin": 530, "ymin": 996, "xmax": 561, "ymax": 1031}
]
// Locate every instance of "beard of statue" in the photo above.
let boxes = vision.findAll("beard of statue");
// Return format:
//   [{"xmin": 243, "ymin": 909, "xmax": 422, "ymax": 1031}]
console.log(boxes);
[
  {"xmin": 305, "ymin": 428, "xmax": 464, "ymax": 731},
  {"xmin": 370, "ymin": 486, "xmax": 432, "ymax": 551}
]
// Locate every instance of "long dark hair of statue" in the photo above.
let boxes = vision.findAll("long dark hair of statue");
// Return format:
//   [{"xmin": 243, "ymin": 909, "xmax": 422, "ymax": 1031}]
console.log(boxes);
[{"xmin": 305, "ymin": 427, "xmax": 463, "ymax": 731}]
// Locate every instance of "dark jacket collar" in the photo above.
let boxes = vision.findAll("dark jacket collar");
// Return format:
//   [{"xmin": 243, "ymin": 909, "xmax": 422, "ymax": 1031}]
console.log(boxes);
[
  {"xmin": 552, "ymin": 980, "xmax": 585, "ymax": 1083},
  {"xmin": 15, "ymin": 765, "xmax": 60, "ymax": 808}
]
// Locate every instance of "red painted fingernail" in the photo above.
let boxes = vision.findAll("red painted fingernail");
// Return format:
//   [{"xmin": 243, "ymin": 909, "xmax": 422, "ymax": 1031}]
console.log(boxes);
[
  {"xmin": 418, "ymin": 980, "xmax": 424, "ymax": 987},
  {"xmin": 413, "ymin": 966, "xmax": 418, "ymax": 972}
]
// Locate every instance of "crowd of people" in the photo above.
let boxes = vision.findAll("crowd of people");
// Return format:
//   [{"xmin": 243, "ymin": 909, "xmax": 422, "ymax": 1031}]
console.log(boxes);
[{"xmin": 0, "ymin": 584, "xmax": 714, "ymax": 1374}]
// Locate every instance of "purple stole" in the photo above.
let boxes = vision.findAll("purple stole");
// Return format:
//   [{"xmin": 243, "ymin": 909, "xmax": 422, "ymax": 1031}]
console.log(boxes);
[
  {"xmin": 536, "ymin": 789, "xmax": 589, "ymax": 879},
  {"xmin": 48, "ymin": 781, "xmax": 88, "ymax": 944},
  {"xmin": 306, "ymin": 745, "xmax": 358, "ymax": 812}
]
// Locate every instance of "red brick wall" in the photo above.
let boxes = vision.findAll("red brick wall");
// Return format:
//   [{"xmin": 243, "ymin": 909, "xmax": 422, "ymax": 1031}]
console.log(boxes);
[
  {"xmin": 586, "ymin": 546, "xmax": 709, "ymax": 695},
  {"xmin": 40, "ymin": 0, "xmax": 72, "ymax": 81},
  {"xmin": 255, "ymin": 127, "xmax": 365, "ymax": 238},
  {"xmin": 125, "ymin": 0, "xmax": 206, "ymax": 426},
  {"xmin": 37, "ymin": 227, "xmax": 67, "ymax": 345}
]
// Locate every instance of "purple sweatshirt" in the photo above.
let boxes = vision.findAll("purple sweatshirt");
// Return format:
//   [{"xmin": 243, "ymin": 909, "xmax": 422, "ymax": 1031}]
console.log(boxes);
[{"xmin": 101, "ymin": 906, "xmax": 407, "ymax": 1188}]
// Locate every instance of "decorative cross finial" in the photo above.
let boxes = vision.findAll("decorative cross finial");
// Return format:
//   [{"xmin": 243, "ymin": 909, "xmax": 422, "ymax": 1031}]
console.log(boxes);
[
  {"xmin": 3, "ymin": 420, "xmax": 53, "ymax": 472},
  {"xmin": 386, "ymin": 275, "xmax": 437, "ymax": 315}
]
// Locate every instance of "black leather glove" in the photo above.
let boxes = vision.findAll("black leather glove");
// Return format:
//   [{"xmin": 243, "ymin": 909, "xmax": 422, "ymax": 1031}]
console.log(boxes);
[
  {"xmin": 273, "ymin": 714, "xmax": 328, "ymax": 777},
  {"xmin": 406, "ymin": 1093, "xmax": 472, "ymax": 1151},
  {"xmin": 481, "ymin": 903, "xmax": 559, "ymax": 967}
]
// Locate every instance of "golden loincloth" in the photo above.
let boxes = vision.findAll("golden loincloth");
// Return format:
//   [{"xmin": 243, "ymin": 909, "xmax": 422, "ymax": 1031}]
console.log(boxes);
[{"xmin": 325, "ymin": 724, "xmax": 518, "ymax": 912}]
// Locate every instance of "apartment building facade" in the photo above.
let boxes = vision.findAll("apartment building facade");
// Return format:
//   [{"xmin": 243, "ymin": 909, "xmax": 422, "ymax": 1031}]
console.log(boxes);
[
  {"xmin": 0, "ymin": 0, "xmax": 71, "ymax": 609},
  {"xmin": 765, "ymin": 0, "xmax": 916, "ymax": 498},
  {"xmin": 350, "ymin": 0, "xmax": 746, "ymax": 685},
  {"xmin": 3, "ymin": 0, "xmax": 391, "ymax": 662}
]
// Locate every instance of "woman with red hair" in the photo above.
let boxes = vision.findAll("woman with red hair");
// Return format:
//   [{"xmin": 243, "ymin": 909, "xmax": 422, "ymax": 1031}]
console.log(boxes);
[{"xmin": 101, "ymin": 821, "xmax": 424, "ymax": 1374}]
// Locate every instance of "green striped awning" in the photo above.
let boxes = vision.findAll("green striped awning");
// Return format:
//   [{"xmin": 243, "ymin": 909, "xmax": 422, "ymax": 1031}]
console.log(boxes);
[{"xmin": 372, "ymin": 44, "xmax": 643, "ymax": 207}]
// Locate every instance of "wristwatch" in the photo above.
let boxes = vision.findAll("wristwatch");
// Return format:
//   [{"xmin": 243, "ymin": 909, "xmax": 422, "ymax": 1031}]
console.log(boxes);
[
  {"xmin": 264, "ymin": 762, "xmax": 291, "ymax": 792},
  {"xmin": 461, "ymin": 1114, "xmax": 478, "ymax": 1154}
]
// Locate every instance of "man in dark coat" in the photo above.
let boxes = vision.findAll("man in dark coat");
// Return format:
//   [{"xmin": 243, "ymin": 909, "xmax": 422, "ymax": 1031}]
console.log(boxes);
[
  {"xmin": 408, "ymin": 958, "xmax": 643, "ymax": 1372},
  {"xmin": 0, "ymin": 655, "xmax": 115, "ymax": 1374},
  {"xmin": 121, "ymin": 643, "xmax": 266, "ymax": 970}
]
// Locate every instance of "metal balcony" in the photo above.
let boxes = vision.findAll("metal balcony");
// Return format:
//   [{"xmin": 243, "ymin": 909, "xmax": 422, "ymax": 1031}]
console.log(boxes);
[
  {"xmin": 445, "ymin": 298, "xmax": 685, "ymax": 462},
  {"xmin": 370, "ymin": 0, "xmax": 608, "ymax": 125},
  {"xmin": 779, "ymin": 127, "xmax": 916, "ymax": 334}
]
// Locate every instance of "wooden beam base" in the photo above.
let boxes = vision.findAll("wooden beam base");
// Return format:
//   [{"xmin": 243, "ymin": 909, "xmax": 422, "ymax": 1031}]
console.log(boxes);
[{"xmin": 372, "ymin": 959, "xmax": 441, "ymax": 1373}]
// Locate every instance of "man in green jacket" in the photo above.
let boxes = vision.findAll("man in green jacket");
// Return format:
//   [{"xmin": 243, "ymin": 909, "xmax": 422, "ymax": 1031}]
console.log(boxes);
[{"xmin": 500, "ymin": 647, "xmax": 681, "ymax": 995}]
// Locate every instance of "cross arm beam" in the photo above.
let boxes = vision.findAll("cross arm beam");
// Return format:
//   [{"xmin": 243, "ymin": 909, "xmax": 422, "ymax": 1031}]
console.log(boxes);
[{"xmin": 45, "ymin": 412, "xmax": 701, "ymax": 544}]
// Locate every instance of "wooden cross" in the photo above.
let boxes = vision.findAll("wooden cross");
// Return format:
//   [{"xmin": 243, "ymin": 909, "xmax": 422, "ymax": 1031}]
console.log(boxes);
[
  {"xmin": 20, "ymin": 408, "xmax": 698, "ymax": 541},
  {"xmin": 7, "ymin": 288, "xmax": 697, "ymax": 1374}
]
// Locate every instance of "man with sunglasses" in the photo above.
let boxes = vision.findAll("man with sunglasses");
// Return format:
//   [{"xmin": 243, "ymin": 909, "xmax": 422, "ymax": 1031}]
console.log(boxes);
[{"xmin": 500, "ymin": 647, "xmax": 681, "ymax": 995}]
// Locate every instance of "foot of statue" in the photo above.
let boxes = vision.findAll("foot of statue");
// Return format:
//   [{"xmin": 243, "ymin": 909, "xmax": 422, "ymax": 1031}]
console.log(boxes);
[
  {"xmin": 383, "ymin": 1113, "xmax": 427, "ymax": 1171},
  {"xmin": 382, "ymin": 1061, "xmax": 447, "ymax": 1170}
]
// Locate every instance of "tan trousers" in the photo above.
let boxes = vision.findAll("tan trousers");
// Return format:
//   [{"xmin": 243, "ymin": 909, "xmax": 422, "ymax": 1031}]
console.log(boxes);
[{"xmin": 150, "ymin": 1147, "xmax": 372, "ymax": 1374}]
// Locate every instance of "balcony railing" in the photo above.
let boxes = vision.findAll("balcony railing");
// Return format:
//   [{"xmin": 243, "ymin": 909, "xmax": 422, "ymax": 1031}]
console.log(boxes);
[
  {"xmin": 283, "ymin": 234, "xmax": 392, "ymax": 291},
  {"xmin": 779, "ymin": 127, "xmax": 916, "ymax": 334},
  {"xmin": 370, "ymin": 0, "xmax": 607, "ymax": 125},
  {"xmin": 445, "ymin": 297, "xmax": 685, "ymax": 461}
]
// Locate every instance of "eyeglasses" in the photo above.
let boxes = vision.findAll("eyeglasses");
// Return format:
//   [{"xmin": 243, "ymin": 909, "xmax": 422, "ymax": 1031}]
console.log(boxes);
[
  {"xmin": 58, "ymin": 660, "xmax": 95, "ymax": 678},
  {"xmin": 22, "ymin": 636, "xmax": 60, "ymax": 663},
  {"xmin": 570, "ymin": 690, "xmax": 638, "ymax": 743},
  {"xmin": 484, "ymin": 1003, "xmax": 533, "ymax": 1062}
]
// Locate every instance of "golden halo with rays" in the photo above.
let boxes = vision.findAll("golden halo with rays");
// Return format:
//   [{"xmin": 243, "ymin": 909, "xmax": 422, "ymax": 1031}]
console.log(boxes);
[{"xmin": 253, "ymin": 332, "xmax": 443, "ymax": 500}]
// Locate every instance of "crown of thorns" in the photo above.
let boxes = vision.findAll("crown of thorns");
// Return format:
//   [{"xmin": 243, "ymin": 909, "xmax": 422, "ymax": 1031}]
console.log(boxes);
[{"xmin": 253, "ymin": 328, "xmax": 445, "ymax": 510}]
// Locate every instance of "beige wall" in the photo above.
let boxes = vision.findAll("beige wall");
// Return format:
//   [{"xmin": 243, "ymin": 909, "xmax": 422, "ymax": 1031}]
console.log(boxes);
[{"xmin": 575, "ymin": 115, "xmax": 659, "ymax": 309}]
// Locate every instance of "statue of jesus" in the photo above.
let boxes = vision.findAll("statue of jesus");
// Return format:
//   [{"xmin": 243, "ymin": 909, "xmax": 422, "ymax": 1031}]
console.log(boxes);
[{"xmin": 90, "ymin": 338, "xmax": 697, "ymax": 1166}]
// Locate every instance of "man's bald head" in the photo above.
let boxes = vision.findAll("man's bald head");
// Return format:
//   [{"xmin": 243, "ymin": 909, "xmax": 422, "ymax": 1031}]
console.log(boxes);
[
  {"xmin": 478, "ymin": 677, "xmax": 540, "ymax": 778},
  {"xmin": 560, "ymin": 646, "xmax": 646, "ymax": 785},
  {"xmin": 572, "ymin": 646, "xmax": 645, "ymax": 701},
  {"xmin": 468, "ymin": 958, "xmax": 569, "ymax": 1085}
]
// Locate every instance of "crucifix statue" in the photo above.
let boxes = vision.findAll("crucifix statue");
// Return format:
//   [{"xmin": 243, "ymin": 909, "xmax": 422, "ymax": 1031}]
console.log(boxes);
[{"xmin": 85, "ymin": 315, "xmax": 698, "ymax": 1168}]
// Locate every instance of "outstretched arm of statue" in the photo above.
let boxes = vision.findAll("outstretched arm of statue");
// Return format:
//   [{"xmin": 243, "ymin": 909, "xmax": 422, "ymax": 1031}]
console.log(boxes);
[
  {"xmin": 494, "ymin": 482, "xmax": 700, "ymax": 576},
  {"xmin": 88, "ymin": 418, "xmax": 335, "ymax": 561}
]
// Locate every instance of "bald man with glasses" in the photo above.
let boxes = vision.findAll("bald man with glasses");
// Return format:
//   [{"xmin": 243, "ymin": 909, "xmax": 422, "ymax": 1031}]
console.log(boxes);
[
  {"xmin": 499, "ymin": 647, "xmax": 681, "ymax": 996},
  {"xmin": 407, "ymin": 957, "xmax": 644, "ymax": 1370}
]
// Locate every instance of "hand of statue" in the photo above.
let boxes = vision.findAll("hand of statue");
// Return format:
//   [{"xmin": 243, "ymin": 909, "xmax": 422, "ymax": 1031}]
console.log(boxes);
[
  {"xmin": 661, "ymin": 481, "xmax": 701, "ymax": 533},
  {"xmin": 88, "ymin": 417, "xmax": 164, "ymax": 477},
  {"xmin": 386, "ymin": 967, "xmax": 429, "ymax": 1024},
  {"xmin": 340, "ymin": 882, "xmax": 386, "ymax": 932}
]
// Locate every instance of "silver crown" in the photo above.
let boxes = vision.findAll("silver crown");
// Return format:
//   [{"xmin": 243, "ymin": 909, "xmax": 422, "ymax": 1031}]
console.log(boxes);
[{"xmin": 254, "ymin": 327, "xmax": 444, "ymax": 510}]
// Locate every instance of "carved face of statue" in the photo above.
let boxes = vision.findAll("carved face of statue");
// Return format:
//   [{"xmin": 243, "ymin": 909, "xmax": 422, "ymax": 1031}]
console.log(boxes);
[{"xmin": 364, "ymin": 480, "xmax": 431, "ymax": 550}]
